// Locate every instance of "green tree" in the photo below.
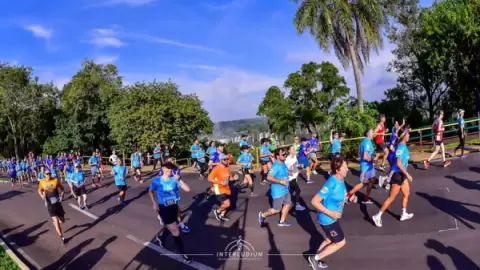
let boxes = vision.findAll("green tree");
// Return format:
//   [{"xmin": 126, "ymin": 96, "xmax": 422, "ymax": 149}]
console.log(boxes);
[
  {"xmin": 257, "ymin": 86, "xmax": 295, "ymax": 137},
  {"xmin": 108, "ymin": 81, "xmax": 213, "ymax": 153},
  {"xmin": 292, "ymin": 0, "xmax": 387, "ymax": 113}
]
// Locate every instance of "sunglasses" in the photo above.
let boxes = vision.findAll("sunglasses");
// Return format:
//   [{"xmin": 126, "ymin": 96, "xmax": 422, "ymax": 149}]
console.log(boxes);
[
  {"xmin": 45, "ymin": 173, "xmax": 51, "ymax": 175},
  {"xmin": 221, "ymin": 158, "xmax": 228, "ymax": 161}
]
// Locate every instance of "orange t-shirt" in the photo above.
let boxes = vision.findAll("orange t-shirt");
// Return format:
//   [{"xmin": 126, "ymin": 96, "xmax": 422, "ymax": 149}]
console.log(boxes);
[{"xmin": 208, "ymin": 165, "xmax": 232, "ymax": 195}]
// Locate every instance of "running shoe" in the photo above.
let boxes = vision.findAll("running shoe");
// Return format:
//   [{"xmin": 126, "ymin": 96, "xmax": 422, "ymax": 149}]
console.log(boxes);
[
  {"xmin": 260, "ymin": 180, "xmax": 268, "ymax": 185},
  {"xmin": 155, "ymin": 235, "xmax": 163, "ymax": 248},
  {"xmin": 306, "ymin": 179, "xmax": 313, "ymax": 184},
  {"xmin": 61, "ymin": 236, "xmax": 66, "ymax": 246},
  {"xmin": 372, "ymin": 214, "xmax": 382, "ymax": 227},
  {"xmin": 220, "ymin": 216, "xmax": 230, "ymax": 222},
  {"xmin": 182, "ymin": 255, "xmax": 192, "ymax": 264},
  {"xmin": 400, "ymin": 212, "xmax": 414, "ymax": 221},
  {"xmin": 213, "ymin": 209, "xmax": 221, "ymax": 221},
  {"xmin": 461, "ymin": 155, "xmax": 467, "ymax": 158},
  {"xmin": 181, "ymin": 225, "xmax": 191, "ymax": 233},
  {"xmin": 250, "ymin": 192, "xmax": 257, "ymax": 197},
  {"xmin": 277, "ymin": 221, "xmax": 292, "ymax": 227},
  {"xmin": 361, "ymin": 199, "xmax": 373, "ymax": 204},
  {"xmin": 379, "ymin": 165, "xmax": 385, "ymax": 172},
  {"xmin": 80, "ymin": 206, "xmax": 85, "ymax": 210},
  {"xmin": 97, "ymin": 183, "xmax": 102, "ymax": 188},
  {"xmin": 295, "ymin": 204, "xmax": 306, "ymax": 211},
  {"xmin": 91, "ymin": 183, "xmax": 96, "ymax": 188},
  {"xmin": 424, "ymin": 160, "xmax": 429, "ymax": 169},
  {"xmin": 309, "ymin": 256, "xmax": 328, "ymax": 269},
  {"xmin": 385, "ymin": 184, "xmax": 391, "ymax": 190},
  {"xmin": 378, "ymin": 176, "xmax": 387, "ymax": 188},
  {"xmin": 258, "ymin": 212, "xmax": 265, "ymax": 225},
  {"xmin": 311, "ymin": 170, "xmax": 318, "ymax": 175},
  {"xmin": 84, "ymin": 205, "xmax": 89, "ymax": 210},
  {"xmin": 443, "ymin": 161, "xmax": 451, "ymax": 167}
]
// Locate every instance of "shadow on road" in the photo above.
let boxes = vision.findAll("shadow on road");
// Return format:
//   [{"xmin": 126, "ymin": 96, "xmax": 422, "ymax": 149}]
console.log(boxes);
[
  {"xmin": 43, "ymin": 238, "xmax": 94, "ymax": 270},
  {"xmin": 445, "ymin": 175, "xmax": 480, "ymax": 191},
  {"xmin": 66, "ymin": 236, "xmax": 117, "ymax": 269},
  {"xmin": 417, "ymin": 192, "xmax": 480, "ymax": 229},
  {"xmin": 7, "ymin": 221, "xmax": 48, "ymax": 248},
  {"xmin": 0, "ymin": 190, "xmax": 24, "ymax": 201},
  {"xmin": 425, "ymin": 239, "xmax": 480, "ymax": 270},
  {"xmin": 426, "ymin": 255, "xmax": 447, "ymax": 270},
  {"xmin": 0, "ymin": 224, "xmax": 24, "ymax": 235}
]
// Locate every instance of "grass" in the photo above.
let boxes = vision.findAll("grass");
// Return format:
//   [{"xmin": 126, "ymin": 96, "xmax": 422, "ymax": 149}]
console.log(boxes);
[{"xmin": 0, "ymin": 245, "xmax": 20, "ymax": 270}]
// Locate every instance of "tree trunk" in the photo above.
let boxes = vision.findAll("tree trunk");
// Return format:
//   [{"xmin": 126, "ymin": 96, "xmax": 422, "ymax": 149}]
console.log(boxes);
[
  {"xmin": 7, "ymin": 116, "xmax": 19, "ymax": 160},
  {"xmin": 348, "ymin": 40, "xmax": 364, "ymax": 113}
]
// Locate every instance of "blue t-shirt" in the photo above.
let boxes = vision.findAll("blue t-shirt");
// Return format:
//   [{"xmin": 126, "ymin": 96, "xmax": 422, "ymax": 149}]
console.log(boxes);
[
  {"xmin": 239, "ymin": 140, "xmax": 248, "ymax": 147},
  {"xmin": 317, "ymin": 175, "xmax": 347, "ymax": 226},
  {"xmin": 331, "ymin": 139, "xmax": 341, "ymax": 153},
  {"xmin": 359, "ymin": 138, "xmax": 374, "ymax": 172},
  {"xmin": 38, "ymin": 171, "xmax": 45, "ymax": 179},
  {"xmin": 210, "ymin": 152, "xmax": 220, "ymax": 168},
  {"xmin": 260, "ymin": 145, "xmax": 270, "ymax": 161},
  {"xmin": 150, "ymin": 176, "xmax": 181, "ymax": 205},
  {"xmin": 191, "ymin": 144, "xmax": 199, "ymax": 158},
  {"xmin": 392, "ymin": 143, "xmax": 410, "ymax": 173},
  {"xmin": 65, "ymin": 164, "xmax": 74, "ymax": 180},
  {"xmin": 131, "ymin": 153, "xmax": 141, "ymax": 168},
  {"xmin": 458, "ymin": 117, "xmax": 465, "ymax": 131},
  {"xmin": 299, "ymin": 143, "xmax": 309, "ymax": 160},
  {"xmin": 20, "ymin": 161, "xmax": 27, "ymax": 170},
  {"xmin": 50, "ymin": 168, "xmax": 57, "ymax": 178},
  {"xmin": 154, "ymin": 147, "xmax": 161, "ymax": 159},
  {"xmin": 309, "ymin": 138, "xmax": 319, "ymax": 153},
  {"xmin": 238, "ymin": 152, "xmax": 253, "ymax": 168},
  {"xmin": 71, "ymin": 171, "xmax": 85, "ymax": 187},
  {"xmin": 58, "ymin": 157, "xmax": 66, "ymax": 169},
  {"xmin": 268, "ymin": 161, "xmax": 289, "ymax": 199},
  {"xmin": 8, "ymin": 163, "xmax": 15, "ymax": 172},
  {"xmin": 89, "ymin": 156, "xmax": 99, "ymax": 167},
  {"xmin": 113, "ymin": 165, "xmax": 127, "ymax": 186},
  {"xmin": 196, "ymin": 150, "xmax": 206, "ymax": 163},
  {"xmin": 207, "ymin": 147, "xmax": 216, "ymax": 159}
]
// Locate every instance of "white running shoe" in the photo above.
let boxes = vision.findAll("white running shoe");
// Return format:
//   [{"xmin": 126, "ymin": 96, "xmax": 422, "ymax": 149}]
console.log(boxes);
[
  {"xmin": 372, "ymin": 214, "xmax": 382, "ymax": 227},
  {"xmin": 378, "ymin": 176, "xmax": 387, "ymax": 188},
  {"xmin": 295, "ymin": 204, "xmax": 305, "ymax": 211},
  {"xmin": 385, "ymin": 184, "xmax": 391, "ymax": 190},
  {"xmin": 400, "ymin": 212, "xmax": 414, "ymax": 221}
]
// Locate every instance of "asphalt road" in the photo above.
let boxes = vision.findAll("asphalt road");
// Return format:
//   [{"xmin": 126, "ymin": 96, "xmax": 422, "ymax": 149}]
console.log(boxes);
[{"xmin": 0, "ymin": 155, "xmax": 479, "ymax": 270}]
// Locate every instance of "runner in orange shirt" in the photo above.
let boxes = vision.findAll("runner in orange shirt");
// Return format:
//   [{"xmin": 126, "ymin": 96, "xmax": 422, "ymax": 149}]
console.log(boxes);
[{"xmin": 208, "ymin": 153, "xmax": 234, "ymax": 221}]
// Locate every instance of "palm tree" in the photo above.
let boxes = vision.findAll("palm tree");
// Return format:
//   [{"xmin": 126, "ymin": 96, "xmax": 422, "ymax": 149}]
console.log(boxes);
[{"xmin": 293, "ymin": 0, "xmax": 387, "ymax": 113}]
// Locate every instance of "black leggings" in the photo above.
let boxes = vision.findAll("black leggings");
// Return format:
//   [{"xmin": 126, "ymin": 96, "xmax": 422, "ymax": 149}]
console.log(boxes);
[
  {"xmin": 289, "ymin": 179, "xmax": 301, "ymax": 204},
  {"xmin": 455, "ymin": 133, "xmax": 465, "ymax": 155},
  {"xmin": 199, "ymin": 162, "xmax": 208, "ymax": 175}
]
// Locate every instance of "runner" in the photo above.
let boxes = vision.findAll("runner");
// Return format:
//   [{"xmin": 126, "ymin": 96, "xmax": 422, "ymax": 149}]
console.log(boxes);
[
  {"xmin": 258, "ymin": 148, "xmax": 293, "ymax": 227},
  {"xmin": 189, "ymin": 139, "xmax": 199, "ymax": 171},
  {"xmin": 347, "ymin": 129, "xmax": 377, "ymax": 204},
  {"xmin": 374, "ymin": 114, "xmax": 389, "ymax": 171},
  {"xmin": 293, "ymin": 136, "xmax": 301, "ymax": 156},
  {"xmin": 208, "ymin": 153, "xmax": 235, "ymax": 221},
  {"xmin": 299, "ymin": 138, "xmax": 313, "ymax": 184},
  {"xmin": 205, "ymin": 145, "xmax": 225, "ymax": 199},
  {"xmin": 8, "ymin": 159, "xmax": 16, "ymax": 187},
  {"xmin": 109, "ymin": 150, "xmax": 118, "ymax": 166},
  {"xmin": 309, "ymin": 156, "xmax": 352, "ymax": 269},
  {"xmin": 111, "ymin": 159, "xmax": 128, "ymax": 205},
  {"xmin": 71, "ymin": 164, "xmax": 88, "ymax": 209},
  {"xmin": 153, "ymin": 143, "xmax": 162, "ymax": 170},
  {"xmin": 259, "ymin": 138, "xmax": 272, "ymax": 185},
  {"xmin": 131, "ymin": 149, "xmax": 143, "ymax": 183},
  {"xmin": 162, "ymin": 143, "xmax": 174, "ymax": 163},
  {"xmin": 309, "ymin": 133, "xmax": 321, "ymax": 174},
  {"xmin": 149, "ymin": 162, "xmax": 192, "ymax": 264},
  {"xmin": 64, "ymin": 160, "xmax": 76, "ymax": 200},
  {"xmin": 57, "ymin": 153, "xmax": 66, "ymax": 183},
  {"xmin": 285, "ymin": 145, "xmax": 305, "ymax": 211},
  {"xmin": 329, "ymin": 131, "xmax": 344, "ymax": 161},
  {"xmin": 372, "ymin": 128, "xmax": 414, "ymax": 227},
  {"xmin": 88, "ymin": 152, "xmax": 102, "ymax": 188},
  {"xmin": 206, "ymin": 141, "xmax": 216, "ymax": 162},
  {"xmin": 15, "ymin": 161, "xmax": 23, "ymax": 187},
  {"xmin": 454, "ymin": 109, "xmax": 466, "ymax": 158},
  {"xmin": 196, "ymin": 144, "xmax": 208, "ymax": 179},
  {"xmin": 75, "ymin": 152, "xmax": 82, "ymax": 167},
  {"xmin": 236, "ymin": 145, "xmax": 256, "ymax": 197},
  {"xmin": 38, "ymin": 169, "xmax": 66, "ymax": 245},
  {"xmin": 239, "ymin": 134, "xmax": 249, "ymax": 148},
  {"xmin": 96, "ymin": 149, "xmax": 104, "ymax": 181},
  {"xmin": 378, "ymin": 119, "xmax": 405, "ymax": 190},
  {"xmin": 424, "ymin": 110, "xmax": 451, "ymax": 169}
]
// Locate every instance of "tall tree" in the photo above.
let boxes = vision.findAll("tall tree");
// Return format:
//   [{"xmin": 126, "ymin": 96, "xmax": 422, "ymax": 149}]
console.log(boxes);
[
  {"xmin": 257, "ymin": 86, "xmax": 295, "ymax": 137},
  {"xmin": 292, "ymin": 0, "xmax": 386, "ymax": 113},
  {"xmin": 108, "ymin": 81, "xmax": 213, "ymax": 152}
]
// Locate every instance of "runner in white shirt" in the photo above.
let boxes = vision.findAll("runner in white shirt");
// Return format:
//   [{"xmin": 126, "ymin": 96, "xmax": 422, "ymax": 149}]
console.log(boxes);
[
  {"xmin": 285, "ymin": 145, "xmax": 305, "ymax": 211},
  {"xmin": 109, "ymin": 151, "xmax": 118, "ymax": 166}
]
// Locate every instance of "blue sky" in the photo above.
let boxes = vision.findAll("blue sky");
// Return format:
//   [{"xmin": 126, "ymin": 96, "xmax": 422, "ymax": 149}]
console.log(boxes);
[{"xmin": 0, "ymin": 0, "xmax": 434, "ymax": 122}]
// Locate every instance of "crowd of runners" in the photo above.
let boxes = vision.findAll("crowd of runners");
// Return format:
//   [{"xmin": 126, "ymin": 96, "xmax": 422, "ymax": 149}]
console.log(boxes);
[{"xmin": 0, "ymin": 109, "xmax": 468, "ymax": 269}]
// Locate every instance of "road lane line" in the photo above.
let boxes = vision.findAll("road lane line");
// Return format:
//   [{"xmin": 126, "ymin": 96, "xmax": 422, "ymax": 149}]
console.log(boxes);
[
  {"xmin": 0, "ymin": 234, "xmax": 41, "ymax": 269},
  {"xmin": 438, "ymin": 218, "xmax": 459, "ymax": 233},
  {"xmin": 126, "ymin": 234, "xmax": 216, "ymax": 270},
  {"xmin": 68, "ymin": 203, "xmax": 99, "ymax": 220},
  {"xmin": 446, "ymin": 187, "xmax": 450, "ymax": 192}
]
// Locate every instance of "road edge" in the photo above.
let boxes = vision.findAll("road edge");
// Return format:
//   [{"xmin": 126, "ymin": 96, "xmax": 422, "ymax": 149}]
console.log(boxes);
[{"xmin": 0, "ymin": 234, "xmax": 30, "ymax": 270}]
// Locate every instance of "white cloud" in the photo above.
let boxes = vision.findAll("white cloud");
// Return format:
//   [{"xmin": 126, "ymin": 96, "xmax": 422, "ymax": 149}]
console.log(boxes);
[
  {"xmin": 177, "ymin": 64, "xmax": 218, "ymax": 71},
  {"xmin": 87, "ymin": 0, "xmax": 158, "ymax": 8},
  {"xmin": 285, "ymin": 45, "xmax": 397, "ymax": 101},
  {"xmin": 95, "ymin": 55, "xmax": 119, "ymax": 64},
  {"xmin": 88, "ymin": 28, "xmax": 126, "ymax": 48},
  {"xmin": 24, "ymin": 25, "xmax": 53, "ymax": 40}
]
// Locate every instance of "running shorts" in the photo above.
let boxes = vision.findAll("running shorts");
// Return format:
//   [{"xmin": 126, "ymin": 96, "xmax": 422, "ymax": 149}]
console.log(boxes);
[
  {"xmin": 434, "ymin": 139, "xmax": 443, "ymax": 145},
  {"xmin": 272, "ymin": 193, "xmax": 292, "ymax": 211},
  {"xmin": 116, "ymin": 185, "xmax": 127, "ymax": 192},
  {"xmin": 321, "ymin": 221, "xmax": 345, "ymax": 243},
  {"xmin": 216, "ymin": 194, "xmax": 230, "ymax": 204},
  {"xmin": 133, "ymin": 166, "xmax": 141, "ymax": 170},
  {"xmin": 309, "ymin": 153, "xmax": 318, "ymax": 161},
  {"xmin": 241, "ymin": 168, "xmax": 252, "ymax": 175},
  {"xmin": 298, "ymin": 158, "xmax": 310, "ymax": 169},
  {"xmin": 376, "ymin": 143, "xmax": 387, "ymax": 153},
  {"xmin": 9, "ymin": 171, "xmax": 15, "ymax": 178},
  {"xmin": 360, "ymin": 167, "xmax": 375, "ymax": 183},
  {"xmin": 90, "ymin": 167, "xmax": 99, "ymax": 174},
  {"xmin": 73, "ymin": 186, "xmax": 87, "ymax": 196},
  {"xmin": 330, "ymin": 152, "xmax": 340, "ymax": 161},
  {"xmin": 158, "ymin": 204, "xmax": 179, "ymax": 225},
  {"xmin": 260, "ymin": 159, "xmax": 270, "ymax": 166},
  {"xmin": 47, "ymin": 202, "xmax": 65, "ymax": 218},
  {"xmin": 390, "ymin": 171, "xmax": 406, "ymax": 186}
]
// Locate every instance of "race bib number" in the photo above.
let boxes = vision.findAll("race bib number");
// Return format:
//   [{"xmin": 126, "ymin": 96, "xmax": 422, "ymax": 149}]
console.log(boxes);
[
  {"xmin": 48, "ymin": 196, "xmax": 59, "ymax": 204},
  {"xmin": 164, "ymin": 199, "xmax": 177, "ymax": 206}
]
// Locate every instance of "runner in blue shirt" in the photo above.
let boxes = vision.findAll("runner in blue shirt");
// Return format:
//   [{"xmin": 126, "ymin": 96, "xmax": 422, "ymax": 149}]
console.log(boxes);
[
  {"xmin": 239, "ymin": 134, "xmax": 249, "ymax": 149},
  {"xmin": 298, "ymin": 138, "xmax": 313, "ymax": 184},
  {"xmin": 373, "ymin": 128, "xmax": 414, "ymax": 228},
  {"xmin": 64, "ymin": 160, "xmax": 76, "ymax": 199},
  {"xmin": 379, "ymin": 118, "xmax": 405, "ymax": 190},
  {"xmin": 8, "ymin": 159, "xmax": 16, "ymax": 187},
  {"xmin": 111, "ymin": 159, "xmax": 128, "ymax": 205},
  {"xmin": 190, "ymin": 139, "xmax": 199, "ymax": 172},
  {"xmin": 258, "ymin": 149, "xmax": 293, "ymax": 227},
  {"xmin": 130, "ymin": 150, "xmax": 143, "ymax": 183},
  {"xmin": 15, "ymin": 161, "xmax": 24, "ymax": 187},
  {"xmin": 57, "ymin": 153, "xmax": 66, "ymax": 183},
  {"xmin": 153, "ymin": 143, "xmax": 162, "ymax": 170},
  {"xmin": 196, "ymin": 144, "xmax": 208, "ymax": 179},
  {"xmin": 347, "ymin": 129, "xmax": 377, "ymax": 204},
  {"xmin": 71, "ymin": 164, "xmax": 88, "ymax": 209},
  {"xmin": 148, "ymin": 162, "xmax": 192, "ymax": 264},
  {"xmin": 329, "ymin": 131, "xmax": 345, "ymax": 161},
  {"xmin": 236, "ymin": 145, "xmax": 256, "ymax": 196},
  {"xmin": 310, "ymin": 156, "xmax": 351, "ymax": 269},
  {"xmin": 206, "ymin": 141, "xmax": 217, "ymax": 162},
  {"xmin": 309, "ymin": 133, "xmax": 321, "ymax": 175},
  {"xmin": 454, "ymin": 109, "xmax": 466, "ymax": 157},
  {"xmin": 259, "ymin": 138, "xmax": 272, "ymax": 185},
  {"xmin": 89, "ymin": 152, "xmax": 102, "ymax": 188}
]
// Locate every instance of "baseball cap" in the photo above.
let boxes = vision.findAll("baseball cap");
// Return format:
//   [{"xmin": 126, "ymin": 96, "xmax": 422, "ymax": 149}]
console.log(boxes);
[
  {"xmin": 219, "ymin": 153, "xmax": 228, "ymax": 160},
  {"xmin": 459, "ymin": 109, "xmax": 465, "ymax": 113}
]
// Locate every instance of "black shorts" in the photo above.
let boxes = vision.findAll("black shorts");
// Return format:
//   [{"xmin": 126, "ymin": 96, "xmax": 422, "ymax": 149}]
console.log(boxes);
[
  {"xmin": 72, "ymin": 185, "xmax": 87, "ymax": 196},
  {"xmin": 216, "ymin": 194, "xmax": 230, "ymax": 203},
  {"xmin": 390, "ymin": 171, "xmax": 406, "ymax": 186},
  {"xmin": 260, "ymin": 160, "xmax": 270, "ymax": 166},
  {"xmin": 133, "ymin": 166, "xmax": 141, "ymax": 170},
  {"xmin": 434, "ymin": 140, "xmax": 443, "ymax": 145},
  {"xmin": 330, "ymin": 153, "xmax": 340, "ymax": 161},
  {"xmin": 47, "ymin": 202, "xmax": 65, "ymax": 218},
  {"xmin": 192, "ymin": 158, "xmax": 197, "ymax": 163},
  {"xmin": 241, "ymin": 168, "xmax": 252, "ymax": 175},
  {"xmin": 321, "ymin": 221, "xmax": 345, "ymax": 243},
  {"xmin": 376, "ymin": 143, "xmax": 387, "ymax": 153},
  {"xmin": 117, "ymin": 185, "xmax": 127, "ymax": 191},
  {"xmin": 158, "ymin": 204, "xmax": 179, "ymax": 225}
]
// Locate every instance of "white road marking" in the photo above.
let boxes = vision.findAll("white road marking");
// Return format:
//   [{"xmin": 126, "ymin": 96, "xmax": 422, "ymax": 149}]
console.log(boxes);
[
  {"xmin": 126, "ymin": 234, "xmax": 216, "ymax": 270},
  {"xmin": 68, "ymin": 203, "xmax": 99, "ymax": 220},
  {"xmin": 446, "ymin": 187, "xmax": 450, "ymax": 192},
  {"xmin": 0, "ymin": 234, "xmax": 41, "ymax": 269},
  {"xmin": 438, "ymin": 218, "xmax": 459, "ymax": 233}
]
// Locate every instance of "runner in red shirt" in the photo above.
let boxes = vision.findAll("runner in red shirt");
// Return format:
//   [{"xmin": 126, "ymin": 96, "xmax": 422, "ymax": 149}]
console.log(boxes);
[
  {"xmin": 374, "ymin": 114, "xmax": 389, "ymax": 171},
  {"xmin": 424, "ymin": 110, "xmax": 451, "ymax": 169}
]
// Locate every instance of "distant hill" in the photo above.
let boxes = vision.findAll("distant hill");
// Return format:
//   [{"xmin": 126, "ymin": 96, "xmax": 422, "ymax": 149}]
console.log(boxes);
[{"xmin": 212, "ymin": 118, "xmax": 269, "ymax": 140}]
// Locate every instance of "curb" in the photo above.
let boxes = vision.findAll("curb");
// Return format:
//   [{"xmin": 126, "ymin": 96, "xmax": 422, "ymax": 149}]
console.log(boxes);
[{"xmin": 0, "ymin": 235, "xmax": 30, "ymax": 270}]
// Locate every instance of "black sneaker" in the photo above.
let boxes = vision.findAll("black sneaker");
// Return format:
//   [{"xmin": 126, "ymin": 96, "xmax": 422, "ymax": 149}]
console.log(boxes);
[
  {"xmin": 220, "ymin": 216, "xmax": 230, "ymax": 221},
  {"xmin": 61, "ymin": 237, "xmax": 66, "ymax": 245},
  {"xmin": 80, "ymin": 206, "xmax": 85, "ymax": 210},
  {"xmin": 84, "ymin": 205, "xmax": 89, "ymax": 210},
  {"xmin": 213, "ymin": 210, "xmax": 221, "ymax": 221},
  {"xmin": 182, "ymin": 255, "xmax": 192, "ymax": 264},
  {"xmin": 155, "ymin": 235, "xmax": 163, "ymax": 248}
]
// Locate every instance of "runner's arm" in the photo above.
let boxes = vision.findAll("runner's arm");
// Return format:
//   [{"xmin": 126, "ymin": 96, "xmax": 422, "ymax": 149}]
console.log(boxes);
[
  {"xmin": 207, "ymin": 168, "xmax": 218, "ymax": 184},
  {"xmin": 363, "ymin": 151, "xmax": 372, "ymax": 162},
  {"xmin": 179, "ymin": 180, "xmax": 190, "ymax": 192},
  {"xmin": 329, "ymin": 130, "xmax": 333, "ymax": 144},
  {"xmin": 266, "ymin": 174, "xmax": 286, "ymax": 185},
  {"xmin": 396, "ymin": 157, "xmax": 409, "ymax": 177}
]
